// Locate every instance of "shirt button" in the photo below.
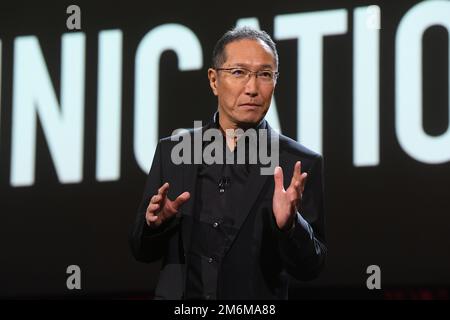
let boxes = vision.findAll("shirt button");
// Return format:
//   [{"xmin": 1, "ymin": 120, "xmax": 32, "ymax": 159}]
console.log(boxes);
[
  {"xmin": 213, "ymin": 222, "xmax": 219, "ymax": 228},
  {"xmin": 208, "ymin": 257, "xmax": 213, "ymax": 263}
]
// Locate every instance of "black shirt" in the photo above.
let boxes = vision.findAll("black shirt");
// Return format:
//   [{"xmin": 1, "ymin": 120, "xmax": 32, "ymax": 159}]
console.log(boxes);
[{"xmin": 184, "ymin": 113, "xmax": 265, "ymax": 300}]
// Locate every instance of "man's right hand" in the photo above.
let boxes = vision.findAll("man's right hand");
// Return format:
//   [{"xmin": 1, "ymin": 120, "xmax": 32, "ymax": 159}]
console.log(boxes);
[{"xmin": 145, "ymin": 182, "xmax": 191, "ymax": 228}]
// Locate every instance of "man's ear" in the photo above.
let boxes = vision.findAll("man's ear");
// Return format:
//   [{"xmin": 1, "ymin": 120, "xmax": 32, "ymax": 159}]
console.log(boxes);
[{"xmin": 208, "ymin": 68, "xmax": 219, "ymax": 96}]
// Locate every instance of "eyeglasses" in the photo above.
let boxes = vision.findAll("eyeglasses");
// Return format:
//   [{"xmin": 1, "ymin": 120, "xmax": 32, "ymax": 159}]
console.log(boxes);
[{"xmin": 215, "ymin": 67, "xmax": 279, "ymax": 84}]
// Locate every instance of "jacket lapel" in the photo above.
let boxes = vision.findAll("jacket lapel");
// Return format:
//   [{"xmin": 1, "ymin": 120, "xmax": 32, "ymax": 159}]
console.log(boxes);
[
  {"xmin": 180, "ymin": 159, "xmax": 199, "ymax": 255},
  {"xmin": 179, "ymin": 122, "xmax": 214, "ymax": 255}
]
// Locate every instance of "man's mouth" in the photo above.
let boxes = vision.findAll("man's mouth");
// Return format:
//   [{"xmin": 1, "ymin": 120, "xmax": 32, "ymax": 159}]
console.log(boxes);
[{"xmin": 239, "ymin": 103, "xmax": 261, "ymax": 107}]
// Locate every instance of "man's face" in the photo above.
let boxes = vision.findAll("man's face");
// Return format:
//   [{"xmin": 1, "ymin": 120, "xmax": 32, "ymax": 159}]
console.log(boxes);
[{"xmin": 208, "ymin": 39, "xmax": 277, "ymax": 129}]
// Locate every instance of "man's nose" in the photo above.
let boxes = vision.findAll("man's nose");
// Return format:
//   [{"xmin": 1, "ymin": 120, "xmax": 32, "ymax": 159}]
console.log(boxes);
[{"xmin": 244, "ymin": 75, "xmax": 258, "ymax": 97}]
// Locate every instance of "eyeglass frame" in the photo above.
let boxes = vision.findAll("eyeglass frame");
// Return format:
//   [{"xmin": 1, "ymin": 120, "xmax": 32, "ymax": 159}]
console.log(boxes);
[{"xmin": 214, "ymin": 67, "xmax": 279, "ymax": 83}]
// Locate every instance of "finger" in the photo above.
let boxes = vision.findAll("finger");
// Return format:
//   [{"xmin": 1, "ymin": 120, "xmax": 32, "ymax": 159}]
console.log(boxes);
[
  {"xmin": 150, "ymin": 194, "xmax": 163, "ymax": 204},
  {"xmin": 291, "ymin": 181, "xmax": 301, "ymax": 201},
  {"xmin": 158, "ymin": 182, "xmax": 170, "ymax": 197},
  {"xmin": 289, "ymin": 161, "xmax": 302, "ymax": 189},
  {"xmin": 150, "ymin": 194, "xmax": 160, "ymax": 204},
  {"xmin": 155, "ymin": 183, "xmax": 170, "ymax": 207},
  {"xmin": 273, "ymin": 166, "xmax": 284, "ymax": 191},
  {"xmin": 147, "ymin": 203, "xmax": 160, "ymax": 213},
  {"xmin": 300, "ymin": 172, "xmax": 308, "ymax": 193},
  {"xmin": 294, "ymin": 172, "xmax": 308, "ymax": 191},
  {"xmin": 146, "ymin": 211, "xmax": 159, "ymax": 226},
  {"xmin": 171, "ymin": 192, "xmax": 191, "ymax": 212}
]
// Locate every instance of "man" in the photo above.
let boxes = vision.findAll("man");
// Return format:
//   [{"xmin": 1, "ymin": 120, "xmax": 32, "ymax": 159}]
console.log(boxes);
[{"xmin": 129, "ymin": 27, "xmax": 326, "ymax": 300}]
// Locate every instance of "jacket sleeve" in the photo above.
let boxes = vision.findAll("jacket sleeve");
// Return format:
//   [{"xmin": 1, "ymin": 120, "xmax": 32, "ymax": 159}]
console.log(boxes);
[
  {"xmin": 277, "ymin": 155, "xmax": 327, "ymax": 281},
  {"xmin": 129, "ymin": 140, "xmax": 180, "ymax": 263}
]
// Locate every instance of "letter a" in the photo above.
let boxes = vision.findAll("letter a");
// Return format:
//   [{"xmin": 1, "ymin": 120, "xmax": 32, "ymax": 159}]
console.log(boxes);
[
  {"xmin": 66, "ymin": 265, "xmax": 81, "ymax": 290},
  {"xmin": 366, "ymin": 264, "xmax": 381, "ymax": 289},
  {"xmin": 66, "ymin": 5, "xmax": 81, "ymax": 30}
]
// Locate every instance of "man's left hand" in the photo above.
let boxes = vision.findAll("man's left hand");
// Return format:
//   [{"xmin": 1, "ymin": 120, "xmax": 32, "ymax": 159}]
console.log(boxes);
[{"xmin": 272, "ymin": 161, "xmax": 308, "ymax": 231}]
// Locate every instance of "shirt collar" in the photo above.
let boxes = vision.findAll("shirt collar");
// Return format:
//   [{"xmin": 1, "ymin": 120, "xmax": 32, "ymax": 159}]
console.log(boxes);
[{"xmin": 212, "ymin": 111, "xmax": 266, "ymax": 131}]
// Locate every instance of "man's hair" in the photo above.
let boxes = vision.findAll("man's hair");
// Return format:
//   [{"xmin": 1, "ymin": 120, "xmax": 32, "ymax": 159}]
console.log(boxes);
[{"xmin": 211, "ymin": 26, "xmax": 279, "ymax": 69}]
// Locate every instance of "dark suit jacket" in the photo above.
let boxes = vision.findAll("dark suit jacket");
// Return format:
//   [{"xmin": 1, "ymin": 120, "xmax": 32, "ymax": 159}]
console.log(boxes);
[{"xmin": 129, "ymin": 119, "xmax": 326, "ymax": 299}]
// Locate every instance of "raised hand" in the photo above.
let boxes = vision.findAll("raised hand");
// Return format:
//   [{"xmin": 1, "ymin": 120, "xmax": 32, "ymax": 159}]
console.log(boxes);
[
  {"xmin": 272, "ymin": 161, "xmax": 308, "ymax": 231},
  {"xmin": 145, "ymin": 182, "xmax": 190, "ymax": 228}
]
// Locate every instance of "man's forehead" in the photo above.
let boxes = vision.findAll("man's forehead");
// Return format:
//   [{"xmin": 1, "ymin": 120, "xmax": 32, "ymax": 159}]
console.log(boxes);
[
  {"xmin": 223, "ymin": 39, "xmax": 276, "ymax": 68},
  {"xmin": 224, "ymin": 38, "xmax": 273, "ymax": 55},
  {"xmin": 228, "ymin": 62, "xmax": 274, "ymax": 69}
]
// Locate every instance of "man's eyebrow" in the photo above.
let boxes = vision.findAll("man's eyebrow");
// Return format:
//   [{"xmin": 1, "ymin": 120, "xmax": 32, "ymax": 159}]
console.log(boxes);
[{"xmin": 259, "ymin": 64, "xmax": 275, "ymax": 69}]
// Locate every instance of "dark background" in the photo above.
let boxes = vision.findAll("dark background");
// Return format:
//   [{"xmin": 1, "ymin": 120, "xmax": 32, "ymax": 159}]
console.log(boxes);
[{"xmin": 0, "ymin": 0, "xmax": 449, "ymax": 299}]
